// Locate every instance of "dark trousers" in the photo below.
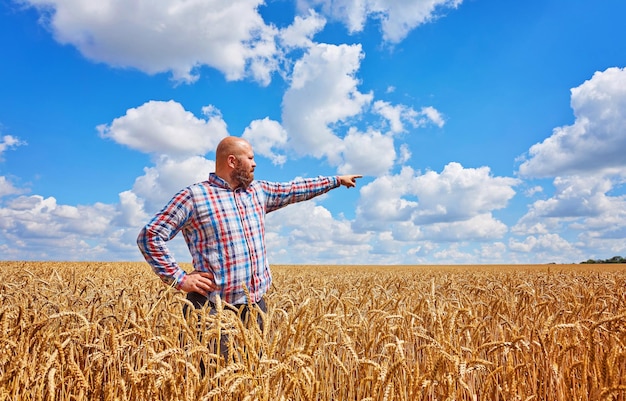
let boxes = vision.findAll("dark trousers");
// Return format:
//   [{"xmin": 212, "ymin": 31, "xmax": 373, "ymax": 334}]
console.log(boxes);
[{"xmin": 183, "ymin": 292, "xmax": 267, "ymax": 364}]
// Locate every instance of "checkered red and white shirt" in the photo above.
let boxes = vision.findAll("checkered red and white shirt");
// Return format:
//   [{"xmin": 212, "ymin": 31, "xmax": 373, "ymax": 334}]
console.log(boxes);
[{"xmin": 137, "ymin": 173, "xmax": 339, "ymax": 305}]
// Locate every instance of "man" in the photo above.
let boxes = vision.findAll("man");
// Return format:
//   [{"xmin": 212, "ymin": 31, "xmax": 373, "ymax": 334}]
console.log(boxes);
[{"xmin": 137, "ymin": 136, "xmax": 361, "ymax": 342}]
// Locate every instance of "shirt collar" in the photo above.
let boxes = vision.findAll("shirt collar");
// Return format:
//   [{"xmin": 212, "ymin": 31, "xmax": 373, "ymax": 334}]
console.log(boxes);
[{"xmin": 208, "ymin": 172, "xmax": 232, "ymax": 189}]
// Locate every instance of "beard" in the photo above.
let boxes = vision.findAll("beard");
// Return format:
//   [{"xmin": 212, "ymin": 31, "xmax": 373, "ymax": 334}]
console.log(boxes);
[{"xmin": 232, "ymin": 159, "xmax": 254, "ymax": 189}]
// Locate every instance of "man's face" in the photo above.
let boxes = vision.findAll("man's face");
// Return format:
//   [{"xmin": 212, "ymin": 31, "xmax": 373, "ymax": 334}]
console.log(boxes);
[{"xmin": 231, "ymin": 147, "xmax": 256, "ymax": 189}]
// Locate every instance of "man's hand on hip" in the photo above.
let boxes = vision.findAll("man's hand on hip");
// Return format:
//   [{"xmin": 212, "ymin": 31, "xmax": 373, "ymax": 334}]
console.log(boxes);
[{"xmin": 180, "ymin": 271, "xmax": 218, "ymax": 296}]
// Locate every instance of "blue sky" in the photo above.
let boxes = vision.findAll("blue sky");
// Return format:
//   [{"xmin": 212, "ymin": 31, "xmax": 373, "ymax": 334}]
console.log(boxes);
[{"xmin": 1, "ymin": 0, "xmax": 625, "ymax": 264}]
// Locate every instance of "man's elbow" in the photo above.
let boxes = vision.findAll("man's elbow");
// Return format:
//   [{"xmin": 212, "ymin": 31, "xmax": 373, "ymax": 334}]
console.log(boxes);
[{"xmin": 136, "ymin": 226, "xmax": 148, "ymax": 251}]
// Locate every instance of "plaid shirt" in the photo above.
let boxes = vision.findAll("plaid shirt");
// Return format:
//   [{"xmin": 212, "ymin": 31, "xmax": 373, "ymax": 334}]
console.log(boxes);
[{"xmin": 137, "ymin": 173, "xmax": 339, "ymax": 305}]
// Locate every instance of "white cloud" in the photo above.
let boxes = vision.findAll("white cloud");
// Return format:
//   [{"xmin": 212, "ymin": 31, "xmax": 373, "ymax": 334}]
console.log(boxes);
[
  {"xmin": 0, "ymin": 100, "xmax": 219, "ymax": 261},
  {"xmin": 524, "ymin": 185, "xmax": 543, "ymax": 197},
  {"xmin": 420, "ymin": 106, "xmax": 445, "ymax": 128},
  {"xmin": 0, "ymin": 186, "xmax": 190, "ymax": 261},
  {"xmin": 98, "ymin": 100, "xmax": 228, "ymax": 158},
  {"xmin": 398, "ymin": 144, "xmax": 412, "ymax": 164},
  {"xmin": 0, "ymin": 177, "xmax": 24, "ymax": 198},
  {"xmin": 265, "ymin": 200, "xmax": 371, "ymax": 263},
  {"xmin": 430, "ymin": 241, "xmax": 522, "ymax": 265},
  {"xmin": 279, "ymin": 9, "xmax": 326, "ymax": 50},
  {"xmin": 477, "ymin": 242, "xmax": 507, "ymax": 262},
  {"xmin": 512, "ymin": 222, "xmax": 548, "ymax": 236},
  {"xmin": 338, "ymin": 128, "xmax": 396, "ymax": 175},
  {"xmin": 372, "ymin": 101, "xmax": 445, "ymax": 133},
  {"xmin": 297, "ymin": 0, "xmax": 463, "ymax": 43},
  {"xmin": 8, "ymin": 196, "xmax": 112, "ymax": 237},
  {"xmin": 21, "ymin": 0, "xmax": 280, "ymax": 84},
  {"xmin": 0, "ymin": 194, "xmax": 135, "ymax": 260},
  {"xmin": 115, "ymin": 190, "xmax": 149, "ymax": 228},
  {"xmin": 509, "ymin": 233, "xmax": 576, "ymax": 254},
  {"xmin": 421, "ymin": 214, "xmax": 508, "ymax": 241},
  {"xmin": 0, "ymin": 135, "xmax": 27, "ymax": 198},
  {"xmin": 526, "ymin": 175, "xmax": 614, "ymax": 219},
  {"xmin": 518, "ymin": 67, "xmax": 626, "ymax": 178},
  {"xmin": 282, "ymin": 43, "xmax": 373, "ymax": 161},
  {"xmin": 355, "ymin": 163, "xmax": 518, "ymax": 242},
  {"xmin": 513, "ymin": 175, "xmax": 626, "ymax": 245},
  {"xmin": 0, "ymin": 135, "xmax": 26, "ymax": 159},
  {"xmin": 511, "ymin": 67, "xmax": 626, "ymax": 262},
  {"xmin": 432, "ymin": 243, "xmax": 473, "ymax": 263},
  {"xmin": 98, "ymin": 101, "xmax": 228, "ymax": 241},
  {"xmin": 356, "ymin": 166, "xmax": 419, "ymax": 225},
  {"xmin": 367, "ymin": 231, "xmax": 431, "ymax": 263},
  {"xmin": 131, "ymin": 155, "xmax": 215, "ymax": 214},
  {"xmin": 412, "ymin": 162, "xmax": 518, "ymax": 223},
  {"xmin": 391, "ymin": 213, "xmax": 508, "ymax": 243},
  {"xmin": 576, "ymin": 231, "xmax": 626, "ymax": 261},
  {"xmin": 242, "ymin": 117, "xmax": 288, "ymax": 166},
  {"xmin": 373, "ymin": 101, "xmax": 414, "ymax": 133},
  {"xmin": 280, "ymin": 42, "xmax": 442, "ymax": 173}
]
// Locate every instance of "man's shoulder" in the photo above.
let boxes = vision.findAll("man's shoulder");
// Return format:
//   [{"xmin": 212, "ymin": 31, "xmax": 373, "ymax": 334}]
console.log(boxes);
[{"xmin": 187, "ymin": 180, "xmax": 222, "ymax": 193}]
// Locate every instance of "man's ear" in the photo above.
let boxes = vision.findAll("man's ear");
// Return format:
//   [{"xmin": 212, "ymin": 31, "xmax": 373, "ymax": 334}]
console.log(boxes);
[{"xmin": 227, "ymin": 155, "xmax": 237, "ymax": 168}]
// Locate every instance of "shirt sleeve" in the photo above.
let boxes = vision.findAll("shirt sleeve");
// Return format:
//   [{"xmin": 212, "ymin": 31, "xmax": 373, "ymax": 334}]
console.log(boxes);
[
  {"xmin": 136, "ymin": 188, "xmax": 194, "ymax": 288},
  {"xmin": 260, "ymin": 176, "xmax": 340, "ymax": 213}
]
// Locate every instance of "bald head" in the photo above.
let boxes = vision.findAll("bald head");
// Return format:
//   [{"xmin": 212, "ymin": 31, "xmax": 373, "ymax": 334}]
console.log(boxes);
[
  {"xmin": 215, "ymin": 136, "xmax": 256, "ymax": 189},
  {"xmin": 216, "ymin": 136, "xmax": 249, "ymax": 163}
]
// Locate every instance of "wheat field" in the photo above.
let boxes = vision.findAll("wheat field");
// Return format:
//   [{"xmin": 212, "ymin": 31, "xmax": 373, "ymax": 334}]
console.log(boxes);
[{"xmin": 1, "ymin": 262, "xmax": 625, "ymax": 400}]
